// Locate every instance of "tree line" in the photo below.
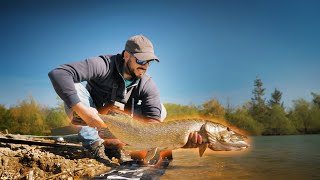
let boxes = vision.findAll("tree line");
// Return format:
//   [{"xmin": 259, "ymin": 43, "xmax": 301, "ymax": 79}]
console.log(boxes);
[
  {"xmin": 0, "ymin": 77, "xmax": 319, "ymax": 136},
  {"xmin": 165, "ymin": 77, "xmax": 320, "ymax": 135},
  {"xmin": 0, "ymin": 96, "xmax": 69, "ymax": 135}
]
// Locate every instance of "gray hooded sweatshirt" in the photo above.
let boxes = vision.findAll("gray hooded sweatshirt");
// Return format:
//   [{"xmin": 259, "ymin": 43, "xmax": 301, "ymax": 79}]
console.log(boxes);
[{"xmin": 48, "ymin": 54, "xmax": 162, "ymax": 120}]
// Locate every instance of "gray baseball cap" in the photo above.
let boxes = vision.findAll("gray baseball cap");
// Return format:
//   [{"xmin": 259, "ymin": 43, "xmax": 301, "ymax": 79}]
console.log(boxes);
[{"xmin": 125, "ymin": 35, "xmax": 160, "ymax": 62}]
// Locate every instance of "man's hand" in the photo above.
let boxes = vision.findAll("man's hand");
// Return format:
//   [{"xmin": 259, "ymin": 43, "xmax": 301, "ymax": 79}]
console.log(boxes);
[
  {"xmin": 72, "ymin": 102, "xmax": 107, "ymax": 129},
  {"xmin": 182, "ymin": 131, "xmax": 203, "ymax": 148}
]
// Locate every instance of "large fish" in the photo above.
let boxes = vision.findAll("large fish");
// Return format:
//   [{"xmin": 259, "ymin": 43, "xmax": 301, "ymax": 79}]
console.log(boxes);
[{"xmin": 99, "ymin": 111, "xmax": 250, "ymax": 162}]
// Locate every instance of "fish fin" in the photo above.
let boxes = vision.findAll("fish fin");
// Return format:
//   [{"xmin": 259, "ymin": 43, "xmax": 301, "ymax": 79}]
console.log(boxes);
[
  {"xmin": 200, "ymin": 122, "xmax": 211, "ymax": 143},
  {"xmin": 144, "ymin": 147, "xmax": 158, "ymax": 162},
  {"xmin": 199, "ymin": 143, "xmax": 208, "ymax": 157},
  {"xmin": 201, "ymin": 122, "xmax": 218, "ymax": 143}
]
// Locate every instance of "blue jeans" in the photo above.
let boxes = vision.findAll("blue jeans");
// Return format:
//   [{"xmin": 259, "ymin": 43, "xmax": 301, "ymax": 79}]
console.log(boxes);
[{"xmin": 65, "ymin": 83, "xmax": 167, "ymax": 147}]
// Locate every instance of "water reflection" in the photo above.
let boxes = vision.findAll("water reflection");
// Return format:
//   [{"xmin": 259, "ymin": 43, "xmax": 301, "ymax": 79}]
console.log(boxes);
[{"xmin": 162, "ymin": 135, "xmax": 320, "ymax": 180}]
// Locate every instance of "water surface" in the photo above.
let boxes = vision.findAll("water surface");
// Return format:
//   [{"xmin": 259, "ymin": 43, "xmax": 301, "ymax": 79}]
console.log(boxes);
[{"xmin": 162, "ymin": 135, "xmax": 320, "ymax": 180}]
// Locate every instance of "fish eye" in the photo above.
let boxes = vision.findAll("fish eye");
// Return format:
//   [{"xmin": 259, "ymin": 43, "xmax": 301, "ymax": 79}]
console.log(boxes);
[{"xmin": 227, "ymin": 127, "xmax": 230, "ymax": 131}]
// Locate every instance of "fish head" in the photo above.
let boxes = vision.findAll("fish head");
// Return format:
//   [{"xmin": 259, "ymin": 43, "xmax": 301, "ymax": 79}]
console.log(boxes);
[{"xmin": 203, "ymin": 121, "xmax": 250, "ymax": 151}]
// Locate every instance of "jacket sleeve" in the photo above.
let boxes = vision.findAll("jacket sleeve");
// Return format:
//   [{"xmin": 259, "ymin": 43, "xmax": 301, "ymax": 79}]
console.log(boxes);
[
  {"xmin": 140, "ymin": 78, "xmax": 162, "ymax": 120},
  {"xmin": 48, "ymin": 57, "xmax": 109, "ymax": 108}
]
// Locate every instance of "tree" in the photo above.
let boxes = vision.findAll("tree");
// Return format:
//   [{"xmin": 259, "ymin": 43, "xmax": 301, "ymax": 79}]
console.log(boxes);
[
  {"xmin": 3, "ymin": 96, "xmax": 46, "ymax": 135},
  {"xmin": 1, "ymin": 109, "xmax": 17, "ymax": 133},
  {"xmin": 311, "ymin": 92, "xmax": 320, "ymax": 108},
  {"xmin": 45, "ymin": 109, "xmax": 69, "ymax": 129},
  {"xmin": 263, "ymin": 105, "xmax": 295, "ymax": 135},
  {"xmin": 201, "ymin": 98, "xmax": 225, "ymax": 119},
  {"xmin": 17, "ymin": 96, "xmax": 46, "ymax": 135},
  {"xmin": 310, "ymin": 106, "xmax": 320, "ymax": 133},
  {"xmin": 45, "ymin": 96, "xmax": 69, "ymax": 128},
  {"xmin": 164, "ymin": 103, "xmax": 200, "ymax": 120},
  {"xmin": 225, "ymin": 97, "xmax": 235, "ymax": 116},
  {"xmin": 225, "ymin": 106, "xmax": 263, "ymax": 135},
  {"xmin": 0, "ymin": 105, "xmax": 8, "ymax": 130},
  {"xmin": 268, "ymin": 88, "xmax": 284, "ymax": 107},
  {"xmin": 289, "ymin": 99, "xmax": 316, "ymax": 134},
  {"xmin": 250, "ymin": 77, "xmax": 268, "ymax": 123}
]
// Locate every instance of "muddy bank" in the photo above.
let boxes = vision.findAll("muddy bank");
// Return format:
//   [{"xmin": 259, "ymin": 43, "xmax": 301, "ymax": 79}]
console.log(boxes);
[{"xmin": 0, "ymin": 141, "xmax": 111, "ymax": 179}]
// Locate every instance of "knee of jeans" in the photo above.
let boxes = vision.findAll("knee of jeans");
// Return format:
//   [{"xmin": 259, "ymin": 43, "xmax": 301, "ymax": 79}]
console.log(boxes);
[
  {"xmin": 64, "ymin": 83, "xmax": 95, "ymax": 120},
  {"xmin": 74, "ymin": 83, "xmax": 94, "ymax": 107}
]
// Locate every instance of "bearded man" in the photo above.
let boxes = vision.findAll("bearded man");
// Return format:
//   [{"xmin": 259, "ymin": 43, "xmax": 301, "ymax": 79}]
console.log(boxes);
[{"xmin": 48, "ymin": 35, "xmax": 202, "ymax": 166}]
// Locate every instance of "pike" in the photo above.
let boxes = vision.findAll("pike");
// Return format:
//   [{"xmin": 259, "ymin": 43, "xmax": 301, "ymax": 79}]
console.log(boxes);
[{"xmin": 98, "ymin": 111, "xmax": 250, "ymax": 162}]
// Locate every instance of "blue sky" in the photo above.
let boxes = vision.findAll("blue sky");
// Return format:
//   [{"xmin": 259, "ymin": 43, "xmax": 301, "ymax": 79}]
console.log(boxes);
[{"xmin": 1, "ymin": 0, "xmax": 320, "ymax": 109}]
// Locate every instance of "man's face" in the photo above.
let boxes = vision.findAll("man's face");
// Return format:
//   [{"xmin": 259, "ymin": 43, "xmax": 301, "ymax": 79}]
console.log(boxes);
[{"xmin": 124, "ymin": 52, "xmax": 152, "ymax": 79}]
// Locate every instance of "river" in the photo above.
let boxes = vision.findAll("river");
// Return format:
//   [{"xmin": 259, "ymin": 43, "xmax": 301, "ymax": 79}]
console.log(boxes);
[{"xmin": 161, "ymin": 135, "xmax": 320, "ymax": 180}]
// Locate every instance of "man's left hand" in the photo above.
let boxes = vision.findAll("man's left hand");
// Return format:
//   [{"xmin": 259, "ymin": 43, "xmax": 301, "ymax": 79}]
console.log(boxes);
[{"xmin": 182, "ymin": 131, "xmax": 203, "ymax": 148}]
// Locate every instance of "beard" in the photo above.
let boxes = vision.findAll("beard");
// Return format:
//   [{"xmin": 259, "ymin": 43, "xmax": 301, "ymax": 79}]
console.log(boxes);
[{"xmin": 126, "ymin": 59, "xmax": 146, "ymax": 79}]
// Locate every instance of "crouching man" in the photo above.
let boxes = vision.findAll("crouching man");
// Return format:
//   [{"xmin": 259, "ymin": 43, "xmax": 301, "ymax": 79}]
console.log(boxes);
[{"xmin": 48, "ymin": 35, "xmax": 202, "ymax": 167}]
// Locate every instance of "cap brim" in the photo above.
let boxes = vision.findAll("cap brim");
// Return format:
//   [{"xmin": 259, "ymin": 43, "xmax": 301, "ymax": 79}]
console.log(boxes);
[{"xmin": 134, "ymin": 52, "xmax": 160, "ymax": 62}]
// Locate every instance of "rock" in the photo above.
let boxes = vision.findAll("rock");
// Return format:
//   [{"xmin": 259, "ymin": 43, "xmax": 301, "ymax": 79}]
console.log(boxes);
[{"xmin": 0, "ymin": 142, "xmax": 111, "ymax": 179}]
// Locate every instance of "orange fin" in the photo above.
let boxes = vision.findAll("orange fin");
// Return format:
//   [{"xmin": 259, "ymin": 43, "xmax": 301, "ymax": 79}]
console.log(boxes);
[{"xmin": 199, "ymin": 143, "xmax": 208, "ymax": 157}]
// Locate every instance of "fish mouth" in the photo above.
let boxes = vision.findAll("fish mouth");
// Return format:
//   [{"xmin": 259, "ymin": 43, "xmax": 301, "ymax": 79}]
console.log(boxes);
[{"xmin": 208, "ymin": 140, "xmax": 250, "ymax": 151}]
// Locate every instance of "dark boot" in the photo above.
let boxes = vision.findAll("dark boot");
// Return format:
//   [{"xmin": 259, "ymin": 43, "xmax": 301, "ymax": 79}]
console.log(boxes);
[
  {"xmin": 119, "ymin": 149, "xmax": 132, "ymax": 163},
  {"xmin": 105, "ymin": 148, "xmax": 132, "ymax": 164},
  {"xmin": 88, "ymin": 141, "xmax": 119, "ymax": 167}
]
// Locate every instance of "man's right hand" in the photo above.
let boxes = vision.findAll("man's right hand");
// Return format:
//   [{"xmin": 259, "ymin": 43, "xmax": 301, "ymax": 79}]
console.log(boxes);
[
  {"xmin": 72, "ymin": 102, "xmax": 107, "ymax": 129},
  {"xmin": 182, "ymin": 131, "xmax": 203, "ymax": 148}
]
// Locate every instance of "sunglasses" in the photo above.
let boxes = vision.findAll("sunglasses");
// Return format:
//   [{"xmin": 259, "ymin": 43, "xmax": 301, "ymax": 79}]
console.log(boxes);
[
  {"xmin": 129, "ymin": 52, "xmax": 155, "ymax": 66},
  {"xmin": 135, "ymin": 59, "xmax": 155, "ymax": 66}
]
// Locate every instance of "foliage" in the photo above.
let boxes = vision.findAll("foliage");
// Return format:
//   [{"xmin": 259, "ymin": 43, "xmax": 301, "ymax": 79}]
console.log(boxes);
[
  {"xmin": 0, "ymin": 105, "xmax": 7, "ymax": 130},
  {"xmin": 263, "ymin": 105, "xmax": 295, "ymax": 135},
  {"xmin": 225, "ymin": 79, "xmax": 320, "ymax": 135},
  {"xmin": 200, "ymin": 98, "xmax": 225, "ymax": 119},
  {"xmin": 0, "ymin": 96, "xmax": 69, "ymax": 135},
  {"xmin": 225, "ymin": 107, "xmax": 263, "ymax": 135},
  {"xmin": 288, "ymin": 99, "xmax": 320, "ymax": 134},
  {"xmin": 1, "ymin": 86, "xmax": 320, "ymax": 136},
  {"xmin": 45, "ymin": 108, "xmax": 69, "ymax": 129},
  {"xmin": 164, "ymin": 103, "xmax": 200, "ymax": 120}
]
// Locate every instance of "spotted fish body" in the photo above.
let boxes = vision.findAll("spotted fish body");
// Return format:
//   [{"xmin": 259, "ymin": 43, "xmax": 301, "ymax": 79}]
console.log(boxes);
[{"xmin": 99, "ymin": 111, "xmax": 249, "ymax": 160}]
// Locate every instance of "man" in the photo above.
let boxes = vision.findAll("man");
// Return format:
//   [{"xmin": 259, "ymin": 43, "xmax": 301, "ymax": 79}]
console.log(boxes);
[{"xmin": 48, "ymin": 35, "xmax": 202, "ymax": 166}]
